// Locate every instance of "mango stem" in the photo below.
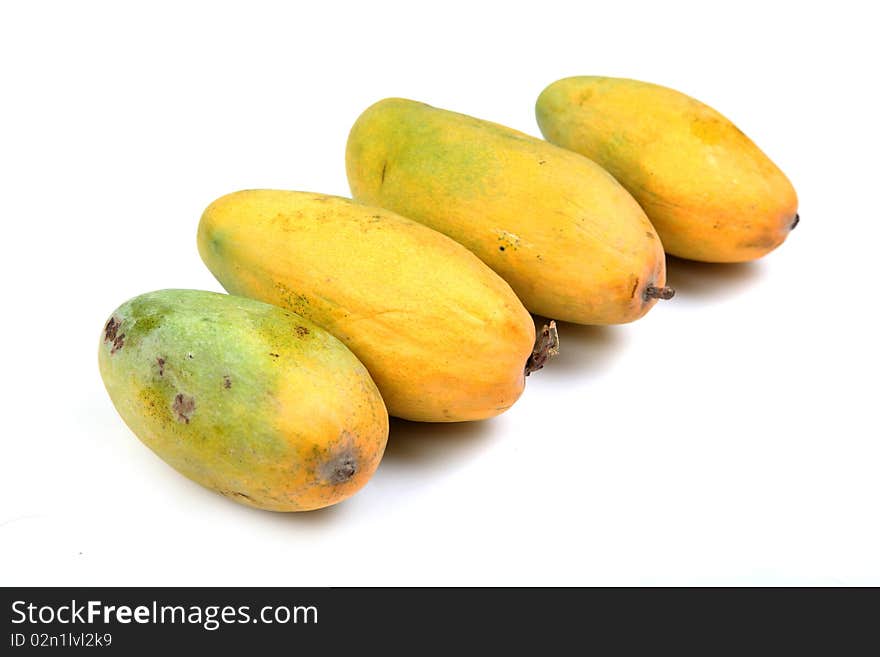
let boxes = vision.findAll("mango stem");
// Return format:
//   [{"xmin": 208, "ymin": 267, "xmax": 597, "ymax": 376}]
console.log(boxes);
[
  {"xmin": 525, "ymin": 320, "xmax": 559, "ymax": 375},
  {"xmin": 644, "ymin": 285, "xmax": 675, "ymax": 300}
]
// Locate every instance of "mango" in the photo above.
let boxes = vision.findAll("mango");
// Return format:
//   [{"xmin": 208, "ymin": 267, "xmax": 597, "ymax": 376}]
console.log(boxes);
[
  {"xmin": 345, "ymin": 98, "xmax": 671, "ymax": 325},
  {"xmin": 98, "ymin": 289, "xmax": 388, "ymax": 512},
  {"xmin": 536, "ymin": 76, "xmax": 799, "ymax": 263},
  {"xmin": 198, "ymin": 190, "xmax": 541, "ymax": 423}
]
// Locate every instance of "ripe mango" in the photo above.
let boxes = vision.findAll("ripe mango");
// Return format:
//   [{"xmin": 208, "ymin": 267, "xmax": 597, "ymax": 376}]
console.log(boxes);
[
  {"xmin": 197, "ymin": 190, "xmax": 540, "ymax": 423},
  {"xmin": 345, "ymin": 98, "xmax": 671, "ymax": 325},
  {"xmin": 536, "ymin": 76, "xmax": 799, "ymax": 263},
  {"xmin": 98, "ymin": 289, "xmax": 388, "ymax": 512}
]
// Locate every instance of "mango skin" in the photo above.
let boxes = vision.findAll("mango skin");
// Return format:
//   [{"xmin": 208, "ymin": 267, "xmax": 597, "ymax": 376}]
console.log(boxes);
[
  {"xmin": 98, "ymin": 289, "xmax": 388, "ymax": 512},
  {"xmin": 536, "ymin": 76, "xmax": 799, "ymax": 263},
  {"xmin": 198, "ymin": 190, "xmax": 535, "ymax": 422},
  {"xmin": 345, "ymin": 98, "xmax": 667, "ymax": 326}
]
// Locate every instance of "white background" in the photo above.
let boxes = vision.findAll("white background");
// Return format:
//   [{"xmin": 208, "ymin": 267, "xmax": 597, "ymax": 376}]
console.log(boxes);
[{"xmin": 2, "ymin": 0, "xmax": 878, "ymax": 586}]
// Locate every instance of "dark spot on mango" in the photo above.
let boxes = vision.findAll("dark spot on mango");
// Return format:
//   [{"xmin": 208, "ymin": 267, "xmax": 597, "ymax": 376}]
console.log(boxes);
[
  {"xmin": 318, "ymin": 431, "xmax": 360, "ymax": 485},
  {"xmin": 110, "ymin": 333, "xmax": 125, "ymax": 355},
  {"xmin": 223, "ymin": 375, "xmax": 232, "ymax": 389},
  {"xmin": 295, "ymin": 325, "xmax": 309, "ymax": 337},
  {"xmin": 790, "ymin": 214, "xmax": 800, "ymax": 230},
  {"xmin": 499, "ymin": 246, "xmax": 505, "ymax": 251},
  {"xmin": 321, "ymin": 453, "xmax": 357, "ymax": 485},
  {"xmin": 739, "ymin": 233, "xmax": 781, "ymax": 250},
  {"xmin": 156, "ymin": 357, "xmax": 165, "ymax": 376},
  {"xmin": 220, "ymin": 490, "xmax": 252, "ymax": 502},
  {"xmin": 173, "ymin": 393, "xmax": 195, "ymax": 424},
  {"xmin": 104, "ymin": 317, "xmax": 120, "ymax": 344},
  {"xmin": 645, "ymin": 231, "xmax": 655, "ymax": 239},
  {"xmin": 269, "ymin": 352, "xmax": 280, "ymax": 358}
]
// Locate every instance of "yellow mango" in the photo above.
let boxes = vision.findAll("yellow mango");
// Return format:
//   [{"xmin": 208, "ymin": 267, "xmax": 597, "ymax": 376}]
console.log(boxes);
[
  {"xmin": 345, "ymin": 98, "xmax": 671, "ymax": 325},
  {"xmin": 198, "ymin": 190, "xmax": 541, "ymax": 423},
  {"xmin": 536, "ymin": 76, "xmax": 799, "ymax": 263},
  {"xmin": 98, "ymin": 289, "xmax": 388, "ymax": 512}
]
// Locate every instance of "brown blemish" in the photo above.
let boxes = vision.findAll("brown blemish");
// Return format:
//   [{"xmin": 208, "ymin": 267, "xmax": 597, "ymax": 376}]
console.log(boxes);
[
  {"xmin": 269, "ymin": 352, "xmax": 280, "ymax": 358},
  {"xmin": 538, "ymin": 160, "xmax": 546, "ymax": 165},
  {"xmin": 790, "ymin": 214, "xmax": 800, "ymax": 230},
  {"xmin": 110, "ymin": 333, "xmax": 125, "ymax": 355},
  {"xmin": 323, "ymin": 454, "xmax": 357, "ymax": 485},
  {"xmin": 380, "ymin": 161, "xmax": 387, "ymax": 186},
  {"xmin": 220, "ymin": 490, "xmax": 253, "ymax": 502},
  {"xmin": 739, "ymin": 233, "xmax": 782, "ymax": 250},
  {"xmin": 156, "ymin": 357, "xmax": 165, "ymax": 376},
  {"xmin": 172, "ymin": 393, "xmax": 195, "ymax": 424},
  {"xmin": 630, "ymin": 278, "xmax": 640, "ymax": 299},
  {"xmin": 645, "ymin": 231, "xmax": 655, "ymax": 239},
  {"xmin": 319, "ymin": 431, "xmax": 359, "ymax": 485},
  {"xmin": 223, "ymin": 375, "xmax": 232, "ymax": 389},
  {"xmin": 103, "ymin": 316, "xmax": 120, "ymax": 344},
  {"xmin": 102, "ymin": 315, "xmax": 126, "ymax": 354},
  {"xmin": 295, "ymin": 325, "xmax": 309, "ymax": 337}
]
